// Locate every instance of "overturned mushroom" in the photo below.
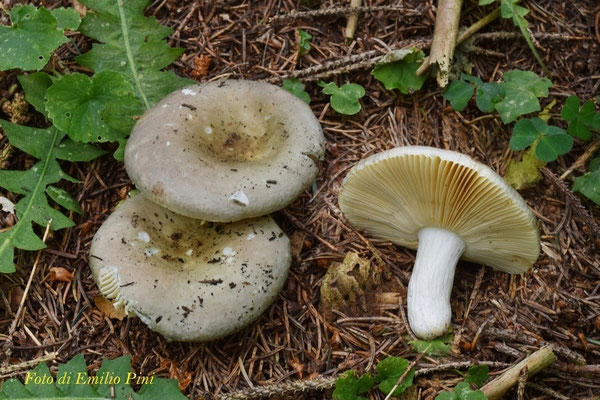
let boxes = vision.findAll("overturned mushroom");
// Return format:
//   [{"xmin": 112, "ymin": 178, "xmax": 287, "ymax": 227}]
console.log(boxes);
[
  {"xmin": 339, "ymin": 146, "xmax": 540, "ymax": 339},
  {"xmin": 89, "ymin": 194, "xmax": 291, "ymax": 342},
  {"xmin": 125, "ymin": 80, "xmax": 325, "ymax": 222}
]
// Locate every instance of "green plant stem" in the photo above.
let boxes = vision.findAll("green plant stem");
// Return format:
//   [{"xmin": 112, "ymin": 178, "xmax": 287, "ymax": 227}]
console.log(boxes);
[
  {"xmin": 480, "ymin": 346, "xmax": 556, "ymax": 400},
  {"xmin": 116, "ymin": 0, "xmax": 150, "ymax": 109}
]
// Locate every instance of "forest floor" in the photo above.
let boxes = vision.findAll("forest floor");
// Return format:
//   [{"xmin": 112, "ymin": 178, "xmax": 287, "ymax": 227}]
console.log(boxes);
[{"xmin": 1, "ymin": 0, "xmax": 600, "ymax": 399}]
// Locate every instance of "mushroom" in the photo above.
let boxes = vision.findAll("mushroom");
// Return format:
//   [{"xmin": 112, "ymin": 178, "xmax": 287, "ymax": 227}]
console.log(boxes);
[
  {"xmin": 124, "ymin": 80, "xmax": 325, "ymax": 222},
  {"xmin": 338, "ymin": 146, "xmax": 540, "ymax": 339},
  {"xmin": 89, "ymin": 194, "xmax": 291, "ymax": 342}
]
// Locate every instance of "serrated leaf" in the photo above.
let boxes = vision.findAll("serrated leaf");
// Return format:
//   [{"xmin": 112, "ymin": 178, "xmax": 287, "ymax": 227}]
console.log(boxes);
[
  {"xmin": 372, "ymin": 48, "xmax": 426, "ymax": 94},
  {"xmin": 282, "ymin": 78, "xmax": 311, "ymax": 104},
  {"xmin": 573, "ymin": 162, "xmax": 600, "ymax": 205},
  {"xmin": 0, "ymin": 5, "xmax": 69, "ymax": 71},
  {"xmin": 464, "ymin": 365, "xmax": 489, "ymax": 387},
  {"xmin": 443, "ymin": 80, "xmax": 474, "ymax": 111},
  {"xmin": 0, "ymin": 354, "xmax": 187, "ymax": 399},
  {"xmin": 0, "ymin": 121, "xmax": 94, "ymax": 273},
  {"xmin": 298, "ymin": 29, "xmax": 312, "ymax": 56},
  {"xmin": 51, "ymin": 7, "xmax": 82, "ymax": 30},
  {"xmin": 45, "ymin": 71, "xmax": 140, "ymax": 143},
  {"xmin": 495, "ymin": 70, "xmax": 552, "ymax": 123},
  {"xmin": 56, "ymin": 354, "xmax": 100, "ymax": 397},
  {"xmin": 46, "ymin": 186, "xmax": 84, "ymax": 215},
  {"xmin": 562, "ymin": 95, "xmax": 596, "ymax": 141},
  {"xmin": 18, "ymin": 71, "xmax": 53, "ymax": 117},
  {"xmin": 319, "ymin": 81, "xmax": 365, "ymax": 115},
  {"xmin": 76, "ymin": 0, "xmax": 193, "ymax": 108},
  {"xmin": 333, "ymin": 370, "xmax": 375, "ymax": 400},
  {"xmin": 410, "ymin": 335, "xmax": 452, "ymax": 356},
  {"xmin": 375, "ymin": 356, "xmax": 415, "ymax": 396}
]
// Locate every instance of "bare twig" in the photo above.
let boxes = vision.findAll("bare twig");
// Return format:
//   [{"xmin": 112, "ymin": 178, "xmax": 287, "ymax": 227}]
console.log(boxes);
[
  {"xmin": 345, "ymin": 0, "xmax": 362, "ymax": 43},
  {"xmin": 0, "ymin": 352, "xmax": 57, "ymax": 375},
  {"xmin": 481, "ymin": 346, "xmax": 557, "ymax": 400},
  {"xmin": 417, "ymin": 0, "xmax": 464, "ymax": 87},
  {"xmin": 269, "ymin": 5, "xmax": 421, "ymax": 23}
]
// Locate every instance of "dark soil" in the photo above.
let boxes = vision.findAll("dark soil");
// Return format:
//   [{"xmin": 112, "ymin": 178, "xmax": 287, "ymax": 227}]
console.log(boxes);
[{"xmin": 1, "ymin": 0, "xmax": 600, "ymax": 399}]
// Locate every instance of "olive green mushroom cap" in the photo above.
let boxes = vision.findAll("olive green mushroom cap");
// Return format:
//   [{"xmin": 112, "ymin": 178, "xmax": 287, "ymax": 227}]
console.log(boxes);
[
  {"xmin": 89, "ymin": 194, "xmax": 291, "ymax": 342},
  {"xmin": 124, "ymin": 80, "xmax": 325, "ymax": 222},
  {"xmin": 338, "ymin": 146, "xmax": 540, "ymax": 273}
]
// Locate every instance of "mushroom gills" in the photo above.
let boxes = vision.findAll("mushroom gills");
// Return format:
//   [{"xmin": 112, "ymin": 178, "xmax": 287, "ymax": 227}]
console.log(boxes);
[{"xmin": 407, "ymin": 227, "xmax": 465, "ymax": 340}]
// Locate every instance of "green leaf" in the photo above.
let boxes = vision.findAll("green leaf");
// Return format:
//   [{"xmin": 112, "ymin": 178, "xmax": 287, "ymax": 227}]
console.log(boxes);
[
  {"xmin": 375, "ymin": 356, "xmax": 415, "ymax": 396},
  {"xmin": 500, "ymin": 0, "xmax": 549, "ymax": 75},
  {"xmin": 435, "ymin": 392, "xmax": 457, "ymax": 400},
  {"xmin": 46, "ymin": 186, "xmax": 84, "ymax": 215},
  {"xmin": 76, "ymin": 0, "xmax": 193, "ymax": 108},
  {"xmin": 18, "ymin": 71, "xmax": 54, "ymax": 116},
  {"xmin": 319, "ymin": 81, "xmax": 365, "ymax": 115},
  {"xmin": 436, "ymin": 382, "xmax": 488, "ymax": 400},
  {"xmin": 54, "ymin": 138, "xmax": 107, "ymax": 162},
  {"xmin": 464, "ymin": 365, "xmax": 489, "ymax": 387},
  {"xmin": 478, "ymin": 0, "xmax": 496, "ymax": 4},
  {"xmin": 282, "ymin": 78, "xmax": 311, "ymax": 104},
  {"xmin": 494, "ymin": 70, "xmax": 552, "ymax": 123},
  {"xmin": 573, "ymin": 158, "xmax": 600, "ymax": 205},
  {"xmin": 0, "ymin": 5, "xmax": 69, "ymax": 71},
  {"xmin": 0, "ymin": 121, "xmax": 95, "ymax": 273},
  {"xmin": 56, "ymin": 354, "xmax": 99, "ymax": 397},
  {"xmin": 443, "ymin": 80, "xmax": 474, "ymax": 111},
  {"xmin": 0, "ymin": 354, "xmax": 187, "ymax": 399},
  {"xmin": 410, "ymin": 335, "xmax": 452, "ymax": 356},
  {"xmin": 510, "ymin": 118, "xmax": 542, "ymax": 150},
  {"xmin": 475, "ymin": 82, "xmax": 504, "ymax": 113},
  {"xmin": 298, "ymin": 29, "xmax": 312, "ymax": 56},
  {"xmin": 333, "ymin": 370, "xmax": 376, "ymax": 400},
  {"xmin": 510, "ymin": 118, "xmax": 572, "ymax": 162},
  {"xmin": 51, "ymin": 7, "xmax": 82, "ymax": 31},
  {"xmin": 561, "ymin": 95, "xmax": 596, "ymax": 141},
  {"xmin": 371, "ymin": 47, "xmax": 427, "ymax": 94},
  {"xmin": 536, "ymin": 126, "xmax": 573, "ymax": 162},
  {"xmin": 45, "ymin": 71, "xmax": 141, "ymax": 143}
]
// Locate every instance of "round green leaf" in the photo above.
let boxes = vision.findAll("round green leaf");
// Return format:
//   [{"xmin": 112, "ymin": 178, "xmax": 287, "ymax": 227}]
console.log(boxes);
[
  {"xmin": 536, "ymin": 130, "xmax": 573, "ymax": 162},
  {"xmin": 46, "ymin": 71, "xmax": 139, "ymax": 143},
  {"xmin": 443, "ymin": 80, "xmax": 474, "ymax": 111},
  {"xmin": 0, "ymin": 5, "xmax": 69, "ymax": 71},
  {"xmin": 510, "ymin": 118, "xmax": 540, "ymax": 150}
]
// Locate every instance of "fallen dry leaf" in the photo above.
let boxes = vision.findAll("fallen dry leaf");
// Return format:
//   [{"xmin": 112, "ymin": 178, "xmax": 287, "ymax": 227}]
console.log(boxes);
[
  {"xmin": 49, "ymin": 267, "xmax": 74, "ymax": 283},
  {"xmin": 94, "ymin": 295, "xmax": 126, "ymax": 320},
  {"xmin": 161, "ymin": 358, "xmax": 193, "ymax": 391},
  {"xmin": 289, "ymin": 231, "xmax": 306, "ymax": 260},
  {"xmin": 190, "ymin": 55, "xmax": 211, "ymax": 78}
]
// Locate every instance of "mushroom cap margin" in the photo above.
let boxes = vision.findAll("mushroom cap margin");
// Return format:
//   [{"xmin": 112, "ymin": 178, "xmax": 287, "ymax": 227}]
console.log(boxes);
[
  {"xmin": 89, "ymin": 194, "xmax": 291, "ymax": 342},
  {"xmin": 338, "ymin": 146, "xmax": 540, "ymax": 273},
  {"xmin": 124, "ymin": 80, "xmax": 325, "ymax": 222}
]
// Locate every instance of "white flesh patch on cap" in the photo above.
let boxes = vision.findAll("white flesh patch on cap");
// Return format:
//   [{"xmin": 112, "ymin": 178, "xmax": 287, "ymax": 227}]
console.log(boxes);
[
  {"xmin": 230, "ymin": 190, "xmax": 249, "ymax": 206},
  {"xmin": 137, "ymin": 231, "xmax": 151, "ymax": 243},
  {"xmin": 181, "ymin": 88, "xmax": 197, "ymax": 96}
]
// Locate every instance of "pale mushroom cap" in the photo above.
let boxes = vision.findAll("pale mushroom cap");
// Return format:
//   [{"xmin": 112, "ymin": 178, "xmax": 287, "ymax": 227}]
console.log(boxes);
[
  {"xmin": 339, "ymin": 146, "xmax": 540, "ymax": 273},
  {"xmin": 124, "ymin": 80, "xmax": 325, "ymax": 222},
  {"xmin": 89, "ymin": 194, "xmax": 291, "ymax": 342}
]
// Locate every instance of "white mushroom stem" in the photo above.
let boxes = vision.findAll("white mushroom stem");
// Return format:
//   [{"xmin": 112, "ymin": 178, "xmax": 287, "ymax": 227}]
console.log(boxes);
[{"xmin": 407, "ymin": 227, "xmax": 465, "ymax": 339}]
